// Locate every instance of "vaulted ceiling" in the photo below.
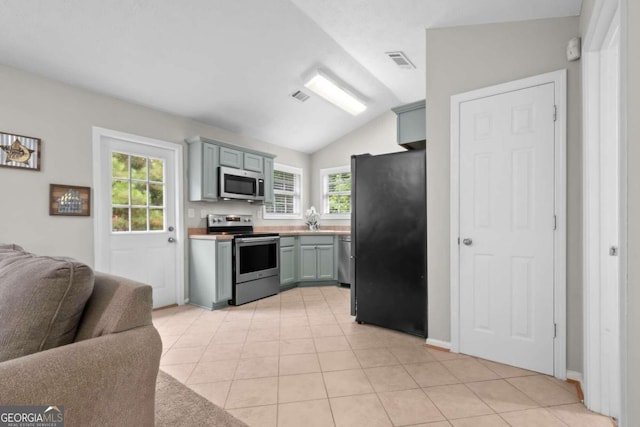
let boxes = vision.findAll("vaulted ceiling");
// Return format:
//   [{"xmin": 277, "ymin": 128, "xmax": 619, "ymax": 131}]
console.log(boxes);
[{"xmin": 0, "ymin": 0, "xmax": 582, "ymax": 153}]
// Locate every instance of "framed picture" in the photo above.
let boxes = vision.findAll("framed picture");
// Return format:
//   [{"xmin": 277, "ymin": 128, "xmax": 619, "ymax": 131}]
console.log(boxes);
[
  {"xmin": 49, "ymin": 184, "xmax": 91, "ymax": 216},
  {"xmin": 0, "ymin": 131, "xmax": 41, "ymax": 171}
]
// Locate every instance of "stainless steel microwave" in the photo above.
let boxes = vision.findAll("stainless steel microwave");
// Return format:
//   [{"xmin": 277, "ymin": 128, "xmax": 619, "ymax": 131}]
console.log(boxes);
[{"xmin": 219, "ymin": 166, "xmax": 265, "ymax": 201}]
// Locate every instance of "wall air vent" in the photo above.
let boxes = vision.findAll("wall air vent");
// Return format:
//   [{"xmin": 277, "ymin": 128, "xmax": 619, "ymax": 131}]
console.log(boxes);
[
  {"xmin": 386, "ymin": 51, "xmax": 415, "ymax": 69},
  {"xmin": 290, "ymin": 90, "xmax": 310, "ymax": 102}
]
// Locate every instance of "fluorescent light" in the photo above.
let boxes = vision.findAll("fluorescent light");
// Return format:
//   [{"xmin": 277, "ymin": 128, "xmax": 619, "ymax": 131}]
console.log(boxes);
[{"xmin": 304, "ymin": 71, "xmax": 366, "ymax": 115}]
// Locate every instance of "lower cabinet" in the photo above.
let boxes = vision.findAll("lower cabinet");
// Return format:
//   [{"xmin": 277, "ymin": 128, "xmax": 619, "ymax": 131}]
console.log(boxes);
[
  {"xmin": 299, "ymin": 236, "xmax": 335, "ymax": 281},
  {"xmin": 280, "ymin": 236, "xmax": 297, "ymax": 287},
  {"xmin": 189, "ymin": 239, "xmax": 233, "ymax": 309}
]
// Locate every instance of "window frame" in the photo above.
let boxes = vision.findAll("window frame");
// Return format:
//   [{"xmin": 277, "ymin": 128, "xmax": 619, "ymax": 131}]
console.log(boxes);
[
  {"xmin": 320, "ymin": 165, "xmax": 352, "ymax": 219},
  {"xmin": 263, "ymin": 163, "xmax": 303, "ymax": 219}
]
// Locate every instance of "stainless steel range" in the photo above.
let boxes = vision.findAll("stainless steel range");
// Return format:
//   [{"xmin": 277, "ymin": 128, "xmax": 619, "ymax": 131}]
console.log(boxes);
[{"xmin": 207, "ymin": 214, "xmax": 280, "ymax": 305}]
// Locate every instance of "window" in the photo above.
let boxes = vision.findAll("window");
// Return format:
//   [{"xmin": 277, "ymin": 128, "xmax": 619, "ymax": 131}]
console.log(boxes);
[
  {"xmin": 321, "ymin": 166, "xmax": 351, "ymax": 218},
  {"xmin": 264, "ymin": 164, "xmax": 302, "ymax": 218},
  {"xmin": 111, "ymin": 151, "xmax": 165, "ymax": 232}
]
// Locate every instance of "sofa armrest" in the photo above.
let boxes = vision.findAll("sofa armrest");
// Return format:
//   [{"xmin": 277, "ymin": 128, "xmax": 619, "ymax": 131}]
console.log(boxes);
[{"xmin": 0, "ymin": 325, "xmax": 162, "ymax": 427}]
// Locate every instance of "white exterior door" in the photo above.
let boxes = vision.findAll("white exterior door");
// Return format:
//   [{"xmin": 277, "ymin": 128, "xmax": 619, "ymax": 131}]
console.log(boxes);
[
  {"xmin": 94, "ymin": 130, "xmax": 182, "ymax": 308},
  {"xmin": 458, "ymin": 83, "xmax": 556, "ymax": 374}
]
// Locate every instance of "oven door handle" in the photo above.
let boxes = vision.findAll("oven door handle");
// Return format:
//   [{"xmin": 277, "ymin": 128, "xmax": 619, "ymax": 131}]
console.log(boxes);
[{"xmin": 235, "ymin": 236, "xmax": 280, "ymax": 243}]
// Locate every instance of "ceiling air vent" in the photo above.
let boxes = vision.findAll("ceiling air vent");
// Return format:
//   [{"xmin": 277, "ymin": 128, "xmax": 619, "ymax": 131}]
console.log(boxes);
[
  {"xmin": 386, "ymin": 51, "xmax": 415, "ymax": 69},
  {"xmin": 290, "ymin": 90, "xmax": 310, "ymax": 103}
]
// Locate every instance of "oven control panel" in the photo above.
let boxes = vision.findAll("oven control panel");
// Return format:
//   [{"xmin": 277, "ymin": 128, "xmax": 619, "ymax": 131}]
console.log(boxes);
[{"xmin": 207, "ymin": 214, "xmax": 253, "ymax": 228}]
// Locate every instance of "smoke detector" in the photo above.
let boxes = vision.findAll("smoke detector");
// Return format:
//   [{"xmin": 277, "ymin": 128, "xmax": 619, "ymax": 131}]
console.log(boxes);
[
  {"xmin": 290, "ymin": 90, "xmax": 310, "ymax": 102},
  {"xmin": 386, "ymin": 51, "xmax": 415, "ymax": 69}
]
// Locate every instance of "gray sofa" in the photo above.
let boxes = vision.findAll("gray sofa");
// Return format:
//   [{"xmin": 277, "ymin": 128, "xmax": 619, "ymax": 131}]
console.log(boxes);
[{"xmin": 0, "ymin": 245, "xmax": 162, "ymax": 427}]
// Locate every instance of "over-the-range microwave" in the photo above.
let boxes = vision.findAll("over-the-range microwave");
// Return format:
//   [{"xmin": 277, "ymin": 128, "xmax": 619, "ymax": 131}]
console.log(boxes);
[{"xmin": 218, "ymin": 166, "xmax": 265, "ymax": 202}]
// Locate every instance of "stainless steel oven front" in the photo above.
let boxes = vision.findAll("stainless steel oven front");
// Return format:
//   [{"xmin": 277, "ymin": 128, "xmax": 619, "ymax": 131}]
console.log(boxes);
[{"xmin": 232, "ymin": 235, "xmax": 280, "ymax": 305}]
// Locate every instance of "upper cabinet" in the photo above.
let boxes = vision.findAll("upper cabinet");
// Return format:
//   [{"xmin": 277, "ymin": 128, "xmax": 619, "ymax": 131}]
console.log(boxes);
[
  {"xmin": 392, "ymin": 100, "xmax": 426, "ymax": 150},
  {"xmin": 187, "ymin": 136, "xmax": 275, "ymax": 202},
  {"xmin": 219, "ymin": 147, "xmax": 244, "ymax": 169}
]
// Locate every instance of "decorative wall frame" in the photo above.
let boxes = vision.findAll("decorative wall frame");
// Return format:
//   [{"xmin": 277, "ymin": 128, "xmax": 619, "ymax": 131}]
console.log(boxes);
[
  {"xmin": 49, "ymin": 184, "xmax": 91, "ymax": 216},
  {"xmin": 0, "ymin": 131, "xmax": 41, "ymax": 171}
]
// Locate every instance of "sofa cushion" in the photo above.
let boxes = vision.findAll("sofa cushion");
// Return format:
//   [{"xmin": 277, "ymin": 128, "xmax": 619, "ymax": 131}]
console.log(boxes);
[
  {"xmin": 0, "ymin": 249, "xmax": 94, "ymax": 362},
  {"xmin": 0, "ymin": 243, "xmax": 24, "ymax": 251}
]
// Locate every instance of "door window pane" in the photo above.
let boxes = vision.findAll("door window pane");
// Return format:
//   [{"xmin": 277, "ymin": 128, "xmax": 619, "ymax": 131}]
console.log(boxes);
[
  {"xmin": 112, "ymin": 208, "xmax": 129, "ymax": 232},
  {"xmin": 149, "ymin": 209, "xmax": 164, "ymax": 231},
  {"xmin": 149, "ymin": 158, "xmax": 164, "ymax": 182},
  {"xmin": 149, "ymin": 183, "xmax": 164, "ymax": 206},
  {"xmin": 130, "ymin": 156, "xmax": 147, "ymax": 180},
  {"xmin": 112, "ymin": 153, "xmax": 129, "ymax": 178},
  {"xmin": 131, "ymin": 208, "xmax": 147, "ymax": 231},
  {"xmin": 131, "ymin": 182, "xmax": 148, "ymax": 205},
  {"xmin": 112, "ymin": 180, "xmax": 129, "ymax": 205}
]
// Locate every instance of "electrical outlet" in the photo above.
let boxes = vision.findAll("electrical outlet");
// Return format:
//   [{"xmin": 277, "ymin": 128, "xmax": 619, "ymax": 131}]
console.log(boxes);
[
  {"xmin": 187, "ymin": 208, "xmax": 195, "ymax": 218},
  {"xmin": 200, "ymin": 209, "xmax": 207, "ymax": 219}
]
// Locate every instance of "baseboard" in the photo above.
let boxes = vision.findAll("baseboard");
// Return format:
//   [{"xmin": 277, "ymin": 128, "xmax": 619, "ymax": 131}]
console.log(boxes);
[
  {"xmin": 566, "ymin": 370, "xmax": 584, "ymax": 402},
  {"xmin": 425, "ymin": 338, "xmax": 451, "ymax": 352}
]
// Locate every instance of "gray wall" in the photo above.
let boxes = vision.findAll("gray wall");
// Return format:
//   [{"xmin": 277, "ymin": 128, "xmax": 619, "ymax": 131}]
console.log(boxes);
[
  {"xmin": 309, "ymin": 111, "xmax": 403, "ymax": 226},
  {"xmin": 425, "ymin": 17, "xmax": 583, "ymax": 372},
  {"xmin": 0, "ymin": 64, "xmax": 310, "ymax": 267}
]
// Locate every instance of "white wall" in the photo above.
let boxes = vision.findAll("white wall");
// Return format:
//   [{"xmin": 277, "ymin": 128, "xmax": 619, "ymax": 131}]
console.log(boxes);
[
  {"xmin": 309, "ymin": 111, "xmax": 403, "ymax": 225},
  {"xmin": 425, "ymin": 17, "xmax": 583, "ymax": 372},
  {"xmin": 624, "ymin": 0, "xmax": 639, "ymax": 423},
  {"xmin": 0, "ymin": 64, "xmax": 310, "ymax": 266}
]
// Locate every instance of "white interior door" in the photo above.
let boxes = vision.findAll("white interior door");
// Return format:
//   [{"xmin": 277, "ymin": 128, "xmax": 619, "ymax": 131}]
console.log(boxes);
[
  {"xmin": 458, "ymin": 83, "xmax": 556, "ymax": 375},
  {"xmin": 95, "ymin": 131, "xmax": 181, "ymax": 308}
]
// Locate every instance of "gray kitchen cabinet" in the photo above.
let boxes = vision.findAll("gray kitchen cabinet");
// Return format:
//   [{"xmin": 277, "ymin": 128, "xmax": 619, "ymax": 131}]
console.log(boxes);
[
  {"xmin": 298, "ymin": 235, "xmax": 335, "ymax": 281},
  {"xmin": 280, "ymin": 236, "xmax": 297, "ymax": 287},
  {"xmin": 215, "ymin": 241, "xmax": 233, "ymax": 301},
  {"xmin": 263, "ymin": 157, "xmax": 274, "ymax": 204},
  {"xmin": 243, "ymin": 152, "xmax": 263, "ymax": 173},
  {"xmin": 186, "ymin": 136, "xmax": 277, "ymax": 203},
  {"xmin": 392, "ymin": 100, "xmax": 426, "ymax": 149},
  {"xmin": 189, "ymin": 239, "xmax": 232, "ymax": 310},
  {"xmin": 219, "ymin": 146, "xmax": 243, "ymax": 169},
  {"xmin": 188, "ymin": 140, "xmax": 218, "ymax": 201}
]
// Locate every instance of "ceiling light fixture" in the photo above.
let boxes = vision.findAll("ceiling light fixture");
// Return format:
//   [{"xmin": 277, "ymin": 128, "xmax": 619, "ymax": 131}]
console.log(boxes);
[{"xmin": 304, "ymin": 71, "xmax": 366, "ymax": 116}]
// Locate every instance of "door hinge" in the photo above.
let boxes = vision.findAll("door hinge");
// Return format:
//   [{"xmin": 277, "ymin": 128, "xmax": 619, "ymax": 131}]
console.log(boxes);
[
  {"xmin": 553, "ymin": 105, "xmax": 557, "ymax": 122},
  {"xmin": 554, "ymin": 323, "xmax": 557, "ymax": 338},
  {"xmin": 553, "ymin": 214, "xmax": 557, "ymax": 230}
]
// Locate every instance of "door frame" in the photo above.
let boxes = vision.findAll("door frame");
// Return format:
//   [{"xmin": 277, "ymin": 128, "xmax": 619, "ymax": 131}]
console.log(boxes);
[
  {"xmin": 582, "ymin": 0, "xmax": 626, "ymax": 420},
  {"xmin": 449, "ymin": 70, "xmax": 567, "ymax": 379},
  {"xmin": 92, "ymin": 127, "xmax": 185, "ymax": 305}
]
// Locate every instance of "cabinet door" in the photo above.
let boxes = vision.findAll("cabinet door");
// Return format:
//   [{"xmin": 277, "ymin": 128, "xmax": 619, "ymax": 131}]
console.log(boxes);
[
  {"xmin": 280, "ymin": 246, "xmax": 296, "ymax": 285},
  {"xmin": 299, "ymin": 245, "xmax": 318, "ymax": 280},
  {"xmin": 316, "ymin": 245, "xmax": 335, "ymax": 280},
  {"xmin": 263, "ymin": 157, "xmax": 274, "ymax": 204},
  {"xmin": 202, "ymin": 143, "xmax": 219, "ymax": 199},
  {"xmin": 244, "ymin": 153, "xmax": 263, "ymax": 173},
  {"xmin": 215, "ymin": 241, "xmax": 233, "ymax": 302},
  {"xmin": 219, "ymin": 147, "xmax": 243, "ymax": 169}
]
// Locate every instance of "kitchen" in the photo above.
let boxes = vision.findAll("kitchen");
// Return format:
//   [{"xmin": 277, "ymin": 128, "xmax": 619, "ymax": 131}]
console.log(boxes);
[{"xmin": 0, "ymin": 1, "xmax": 633, "ymax": 426}]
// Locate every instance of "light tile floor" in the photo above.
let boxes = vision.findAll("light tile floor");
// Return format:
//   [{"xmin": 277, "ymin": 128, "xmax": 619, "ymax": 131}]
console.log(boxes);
[{"xmin": 153, "ymin": 286, "xmax": 615, "ymax": 427}]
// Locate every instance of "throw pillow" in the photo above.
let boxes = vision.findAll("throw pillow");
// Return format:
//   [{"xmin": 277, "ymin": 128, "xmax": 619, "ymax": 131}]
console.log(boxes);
[{"xmin": 0, "ymin": 249, "xmax": 94, "ymax": 362}]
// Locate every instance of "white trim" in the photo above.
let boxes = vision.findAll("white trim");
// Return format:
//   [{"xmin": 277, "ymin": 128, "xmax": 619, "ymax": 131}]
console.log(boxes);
[
  {"xmin": 425, "ymin": 338, "xmax": 451, "ymax": 351},
  {"xmin": 582, "ymin": 0, "xmax": 624, "ymax": 420},
  {"xmin": 450, "ymin": 70, "xmax": 567, "ymax": 379},
  {"xmin": 320, "ymin": 165, "xmax": 351, "ymax": 219},
  {"xmin": 92, "ymin": 127, "xmax": 185, "ymax": 306},
  {"xmin": 263, "ymin": 162, "xmax": 304, "ymax": 220}
]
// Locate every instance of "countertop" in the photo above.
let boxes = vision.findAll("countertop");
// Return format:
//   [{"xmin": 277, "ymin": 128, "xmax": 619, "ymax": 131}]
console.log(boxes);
[{"xmin": 188, "ymin": 228, "xmax": 350, "ymax": 239}]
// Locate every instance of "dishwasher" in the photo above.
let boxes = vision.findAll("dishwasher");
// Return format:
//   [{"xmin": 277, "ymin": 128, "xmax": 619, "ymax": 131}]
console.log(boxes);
[{"xmin": 338, "ymin": 235, "xmax": 351, "ymax": 285}]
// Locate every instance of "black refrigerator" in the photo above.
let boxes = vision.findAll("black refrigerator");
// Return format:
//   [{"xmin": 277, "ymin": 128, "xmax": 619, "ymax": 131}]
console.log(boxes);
[{"xmin": 350, "ymin": 149, "xmax": 427, "ymax": 337}]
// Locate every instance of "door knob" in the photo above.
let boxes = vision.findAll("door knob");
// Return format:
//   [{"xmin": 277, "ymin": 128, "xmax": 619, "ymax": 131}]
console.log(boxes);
[
  {"xmin": 462, "ymin": 238, "xmax": 473, "ymax": 246},
  {"xmin": 168, "ymin": 226, "xmax": 175, "ymax": 232},
  {"xmin": 168, "ymin": 237, "xmax": 175, "ymax": 243}
]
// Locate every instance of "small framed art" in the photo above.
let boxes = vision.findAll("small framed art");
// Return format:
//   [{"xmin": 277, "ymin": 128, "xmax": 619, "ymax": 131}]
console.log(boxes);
[
  {"xmin": 0, "ymin": 131, "xmax": 41, "ymax": 171},
  {"xmin": 49, "ymin": 184, "xmax": 91, "ymax": 216}
]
